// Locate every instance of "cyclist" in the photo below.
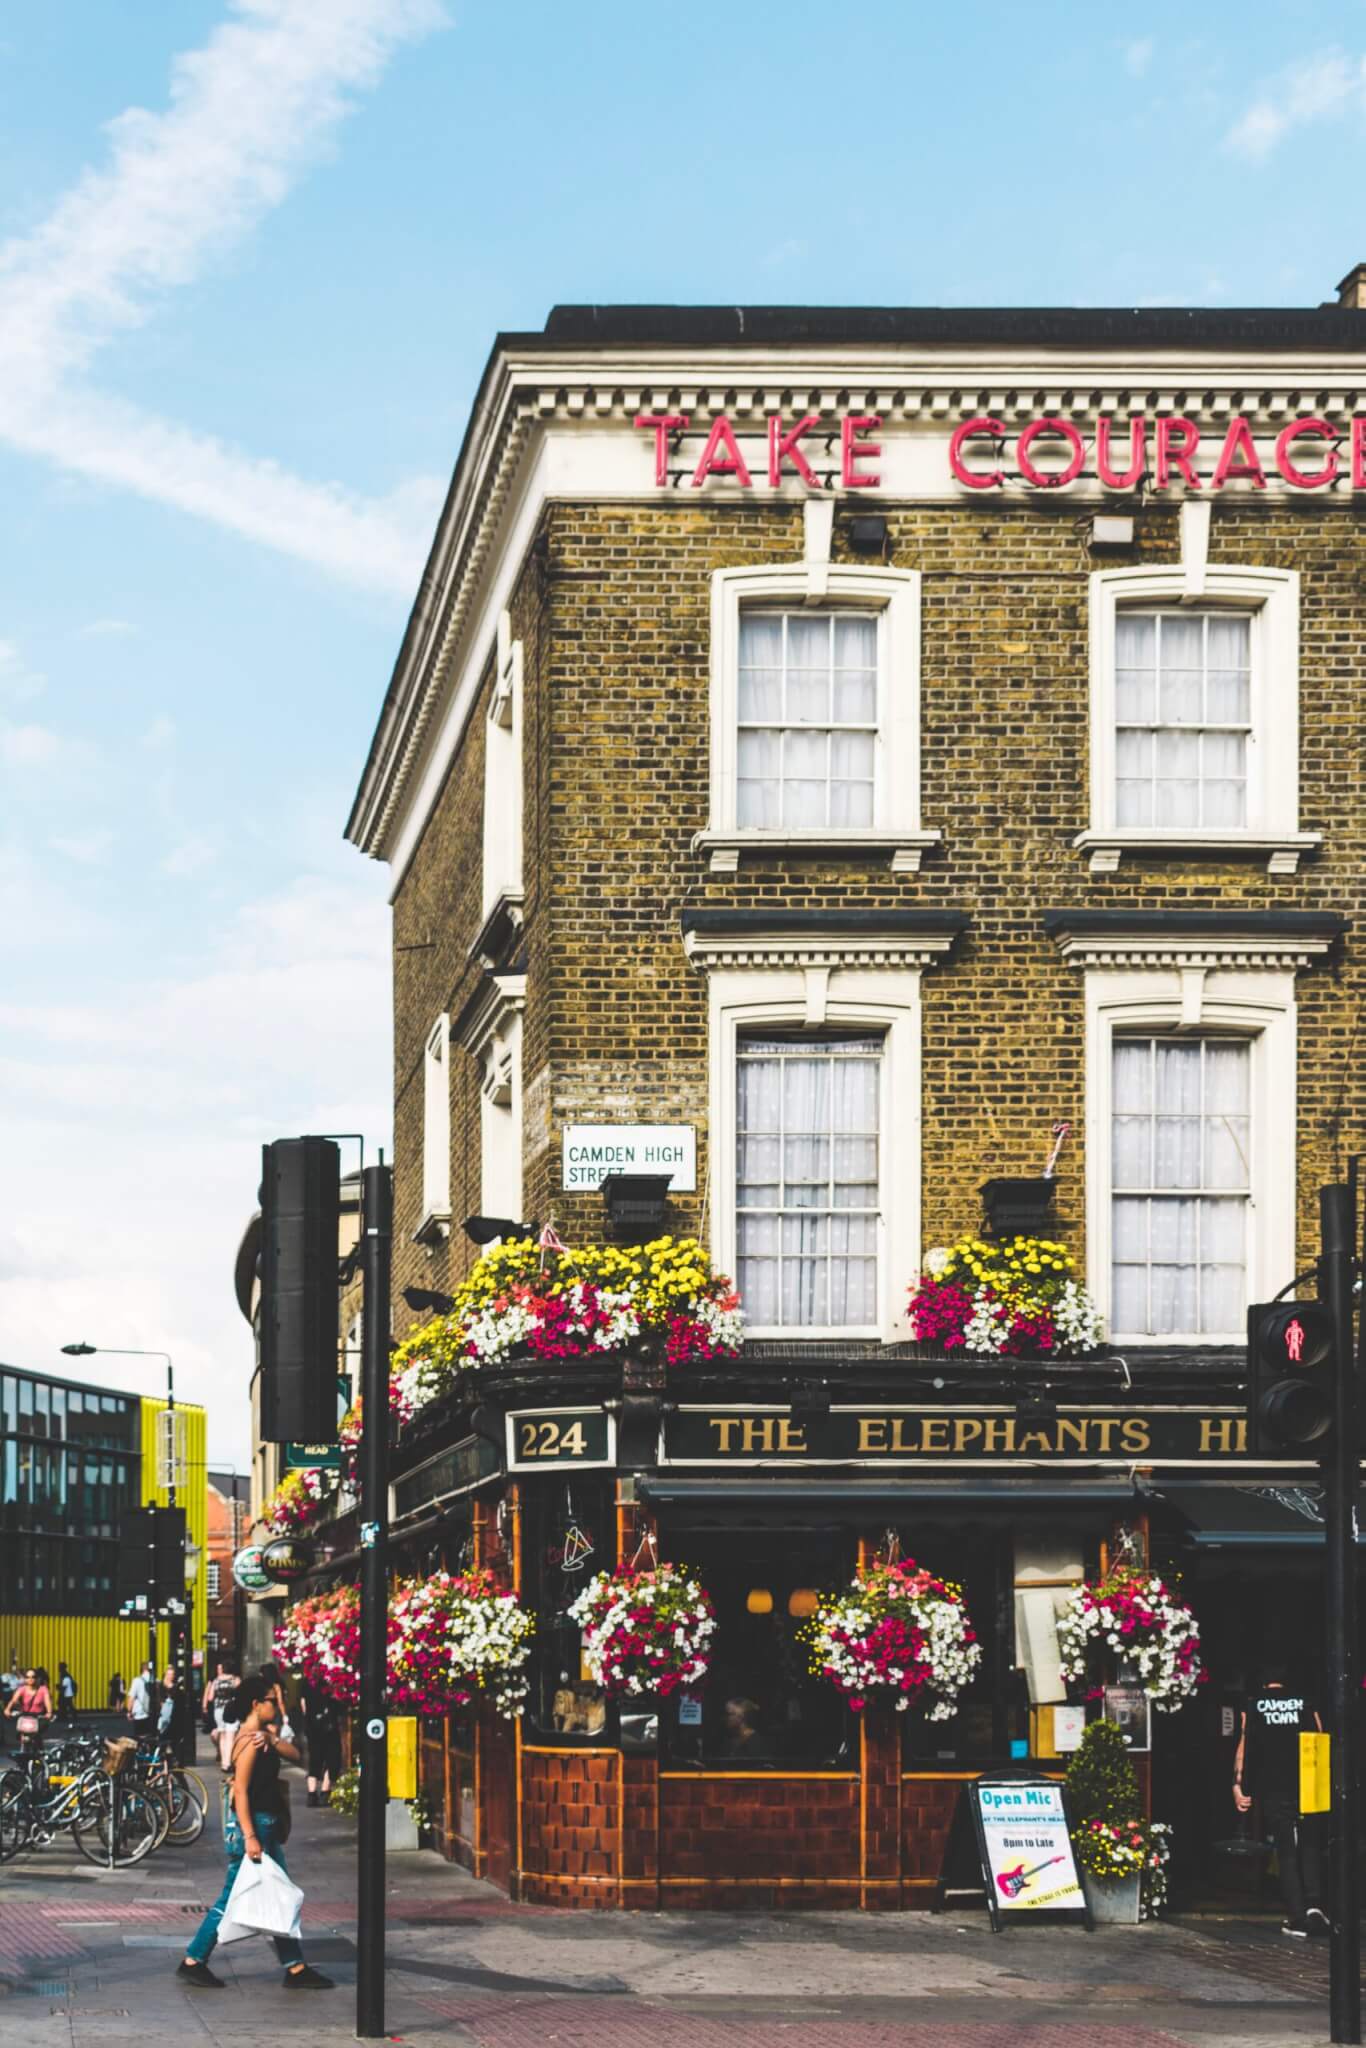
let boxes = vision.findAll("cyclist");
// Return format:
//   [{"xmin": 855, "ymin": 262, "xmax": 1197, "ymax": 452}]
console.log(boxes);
[{"xmin": 4, "ymin": 1668, "xmax": 53, "ymax": 1754}]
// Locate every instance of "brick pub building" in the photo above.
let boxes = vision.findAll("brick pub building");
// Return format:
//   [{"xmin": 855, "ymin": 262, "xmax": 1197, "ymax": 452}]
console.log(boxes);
[{"xmin": 342, "ymin": 282, "xmax": 1366, "ymax": 1908}]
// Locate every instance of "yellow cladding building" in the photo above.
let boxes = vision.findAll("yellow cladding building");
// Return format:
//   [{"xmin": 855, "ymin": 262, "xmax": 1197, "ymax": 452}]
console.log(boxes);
[{"xmin": 0, "ymin": 1366, "xmax": 207, "ymax": 1705}]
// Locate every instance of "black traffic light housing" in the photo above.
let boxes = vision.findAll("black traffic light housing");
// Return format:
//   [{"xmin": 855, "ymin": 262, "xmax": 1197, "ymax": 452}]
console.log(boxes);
[
  {"xmin": 1247, "ymin": 1300, "xmax": 1336, "ymax": 1456},
  {"xmin": 259, "ymin": 1136, "xmax": 341, "ymax": 1443}
]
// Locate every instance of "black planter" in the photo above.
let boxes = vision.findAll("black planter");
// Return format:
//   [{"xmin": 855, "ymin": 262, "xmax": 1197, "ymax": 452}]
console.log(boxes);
[{"xmin": 980, "ymin": 1176, "xmax": 1057, "ymax": 1238}]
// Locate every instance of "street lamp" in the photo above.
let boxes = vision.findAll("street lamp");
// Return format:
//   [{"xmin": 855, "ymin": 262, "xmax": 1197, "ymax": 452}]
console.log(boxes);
[{"xmin": 61, "ymin": 1342, "xmax": 189, "ymax": 1749}]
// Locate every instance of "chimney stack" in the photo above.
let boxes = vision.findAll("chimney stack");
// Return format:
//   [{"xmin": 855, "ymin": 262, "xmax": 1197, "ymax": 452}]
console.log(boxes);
[{"xmin": 1336, "ymin": 264, "xmax": 1366, "ymax": 309}]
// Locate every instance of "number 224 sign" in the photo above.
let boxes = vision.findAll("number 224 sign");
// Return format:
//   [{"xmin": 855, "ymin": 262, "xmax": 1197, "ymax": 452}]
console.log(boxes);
[{"xmin": 506, "ymin": 1407, "xmax": 615, "ymax": 1472}]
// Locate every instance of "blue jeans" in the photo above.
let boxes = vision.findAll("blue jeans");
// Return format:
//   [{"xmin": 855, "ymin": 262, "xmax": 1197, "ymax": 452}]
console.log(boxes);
[{"xmin": 187, "ymin": 1810, "xmax": 304, "ymax": 1967}]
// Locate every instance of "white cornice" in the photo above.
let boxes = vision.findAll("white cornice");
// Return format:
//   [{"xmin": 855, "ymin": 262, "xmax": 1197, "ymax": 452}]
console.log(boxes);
[
  {"xmin": 1049, "ymin": 926, "xmax": 1336, "ymax": 970},
  {"xmin": 455, "ymin": 972, "xmax": 526, "ymax": 1063},
  {"xmin": 683, "ymin": 926, "xmax": 960, "ymax": 971}
]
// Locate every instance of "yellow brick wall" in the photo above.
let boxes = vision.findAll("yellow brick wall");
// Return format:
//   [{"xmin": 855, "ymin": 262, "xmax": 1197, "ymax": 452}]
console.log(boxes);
[{"xmin": 388, "ymin": 496, "xmax": 1365, "ymax": 1330}]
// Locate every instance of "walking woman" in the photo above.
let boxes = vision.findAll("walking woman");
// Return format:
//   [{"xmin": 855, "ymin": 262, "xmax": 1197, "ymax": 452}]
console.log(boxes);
[{"xmin": 177, "ymin": 1672, "xmax": 332, "ymax": 1991}]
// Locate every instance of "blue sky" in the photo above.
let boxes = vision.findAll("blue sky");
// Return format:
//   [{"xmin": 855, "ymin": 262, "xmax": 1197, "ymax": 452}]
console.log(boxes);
[{"xmin": 0, "ymin": 0, "xmax": 1362, "ymax": 1468}]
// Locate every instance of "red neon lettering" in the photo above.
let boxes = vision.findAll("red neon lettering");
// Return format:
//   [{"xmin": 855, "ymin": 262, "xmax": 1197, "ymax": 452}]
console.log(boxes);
[
  {"xmin": 1155, "ymin": 417, "xmax": 1202, "ymax": 489},
  {"xmin": 634, "ymin": 413, "xmax": 689, "ymax": 488},
  {"xmin": 948, "ymin": 417, "xmax": 1005, "ymax": 490},
  {"xmin": 1211, "ymin": 416, "xmax": 1267, "ymax": 490},
  {"xmin": 1274, "ymin": 418, "xmax": 1339, "ymax": 489},
  {"xmin": 1096, "ymin": 415, "xmax": 1147, "ymax": 490},
  {"xmin": 1353, "ymin": 417, "xmax": 1366, "ymax": 489},
  {"xmin": 690, "ymin": 416, "xmax": 752, "ymax": 489},
  {"xmin": 1285, "ymin": 1317, "xmax": 1305, "ymax": 1363},
  {"xmin": 1016, "ymin": 416, "xmax": 1085, "ymax": 489},
  {"xmin": 841, "ymin": 414, "xmax": 881, "ymax": 489},
  {"xmin": 768, "ymin": 413, "xmax": 821, "ymax": 487}
]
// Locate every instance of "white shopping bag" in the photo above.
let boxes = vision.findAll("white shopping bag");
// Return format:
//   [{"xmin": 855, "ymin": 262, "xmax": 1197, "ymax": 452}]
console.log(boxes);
[{"xmin": 216, "ymin": 1851, "xmax": 304, "ymax": 1946}]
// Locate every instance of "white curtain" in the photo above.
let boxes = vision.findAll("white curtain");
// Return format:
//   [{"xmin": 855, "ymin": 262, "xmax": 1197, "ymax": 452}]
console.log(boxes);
[
  {"xmin": 738, "ymin": 612, "xmax": 876, "ymax": 829},
  {"xmin": 1111, "ymin": 1037, "xmax": 1250, "ymax": 1336},
  {"xmin": 737, "ymin": 1039, "xmax": 879, "ymax": 1327},
  {"xmin": 1114, "ymin": 611, "xmax": 1249, "ymax": 829}
]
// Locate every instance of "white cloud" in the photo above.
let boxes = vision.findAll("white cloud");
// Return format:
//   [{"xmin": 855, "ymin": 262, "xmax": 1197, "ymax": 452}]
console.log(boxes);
[
  {"xmin": 50, "ymin": 828, "xmax": 115, "ymax": 864},
  {"xmin": 0, "ymin": 640, "xmax": 47, "ymax": 704},
  {"xmin": 1225, "ymin": 48, "xmax": 1366, "ymax": 159},
  {"xmin": 140, "ymin": 714, "xmax": 176, "ymax": 748},
  {"xmin": 0, "ymin": 870, "xmax": 391, "ymax": 1465},
  {"xmin": 1124, "ymin": 38, "xmax": 1153, "ymax": 78},
  {"xmin": 0, "ymin": 0, "xmax": 446, "ymax": 591},
  {"xmin": 0, "ymin": 722, "xmax": 62, "ymax": 765},
  {"xmin": 77, "ymin": 617, "xmax": 138, "ymax": 639},
  {"xmin": 161, "ymin": 833, "xmax": 217, "ymax": 876}
]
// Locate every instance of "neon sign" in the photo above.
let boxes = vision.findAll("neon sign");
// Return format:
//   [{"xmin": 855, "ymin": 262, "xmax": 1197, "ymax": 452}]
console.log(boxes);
[{"xmin": 949, "ymin": 414, "xmax": 1364, "ymax": 492}]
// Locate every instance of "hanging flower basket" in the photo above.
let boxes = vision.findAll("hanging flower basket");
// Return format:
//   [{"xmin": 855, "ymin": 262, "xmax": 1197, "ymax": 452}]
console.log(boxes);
[
  {"xmin": 908, "ymin": 1236, "xmax": 1103, "ymax": 1358},
  {"xmin": 385, "ymin": 1236, "xmax": 744, "ymax": 1421},
  {"xmin": 568, "ymin": 1562, "xmax": 715, "ymax": 1699},
  {"xmin": 274, "ymin": 1584, "xmax": 361, "ymax": 1704},
  {"xmin": 274, "ymin": 1572, "xmax": 534, "ymax": 1721},
  {"xmin": 1057, "ymin": 1566, "xmax": 1204, "ymax": 1711},
  {"xmin": 805, "ymin": 1558, "xmax": 982, "ymax": 1718},
  {"xmin": 388, "ymin": 1570, "xmax": 534, "ymax": 1721},
  {"xmin": 261, "ymin": 1464, "xmax": 338, "ymax": 1536}
]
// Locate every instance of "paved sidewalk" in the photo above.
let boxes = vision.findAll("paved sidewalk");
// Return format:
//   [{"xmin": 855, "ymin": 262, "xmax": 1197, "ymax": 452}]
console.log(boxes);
[{"xmin": 0, "ymin": 1742, "xmax": 1352, "ymax": 2047}]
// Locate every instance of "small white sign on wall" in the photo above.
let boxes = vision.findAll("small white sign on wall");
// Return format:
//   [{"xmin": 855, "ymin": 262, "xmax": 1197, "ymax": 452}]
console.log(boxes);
[{"xmin": 561, "ymin": 1124, "xmax": 697, "ymax": 1192}]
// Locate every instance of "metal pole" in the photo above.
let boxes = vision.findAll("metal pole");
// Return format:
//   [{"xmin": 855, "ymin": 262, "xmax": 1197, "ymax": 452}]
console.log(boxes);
[
  {"xmin": 356, "ymin": 1163, "xmax": 392, "ymax": 2041},
  {"xmin": 1321, "ymin": 1182, "xmax": 1360, "ymax": 2046}
]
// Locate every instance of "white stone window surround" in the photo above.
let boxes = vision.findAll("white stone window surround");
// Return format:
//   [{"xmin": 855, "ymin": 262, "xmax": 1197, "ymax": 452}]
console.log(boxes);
[
  {"xmin": 416, "ymin": 1012, "xmax": 452, "ymax": 1245},
  {"xmin": 457, "ymin": 972, "xmax": 526, "ymax": 1227},
  {"xmin": 1078, "ymin": 963, "xmax": 1299, "ymax": 1346},
  {"xmin": 695, "ymin": 553, "xmax": 939, "ymax": 875},
  {"xmin": 480, "ymin": 609, "xmax": 525, "ymax": 929},
  {"xmin": 1076, "ymin": 557, "xmax": 1320, "ymax": 876},
  {"xmin": 687, "ymin": 922, "xmax": 961, "ymax": 1342}
]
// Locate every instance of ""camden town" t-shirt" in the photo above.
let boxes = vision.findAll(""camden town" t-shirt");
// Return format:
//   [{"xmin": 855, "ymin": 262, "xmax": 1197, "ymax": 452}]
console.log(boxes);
[{"xmin": 1243, "ymin": 1686, "xmax": 1318, "ymax": 1805}]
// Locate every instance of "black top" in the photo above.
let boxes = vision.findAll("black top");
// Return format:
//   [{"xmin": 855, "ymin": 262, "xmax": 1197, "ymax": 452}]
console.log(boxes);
[
  {"xmin": 1243, "ymin": 1685, "xmax": 1318, "ymax": 1805},
  {"xmin": 231, "ymin": 1734, "xmax": 286, "ymax": 1821},
  {"xmin": 303, "ymin": 1685, "xmax": 339, "ymax": 1738}
]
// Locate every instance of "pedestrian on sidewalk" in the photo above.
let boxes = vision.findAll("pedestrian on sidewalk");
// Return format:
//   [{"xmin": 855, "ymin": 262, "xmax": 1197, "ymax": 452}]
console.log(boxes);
[
  {"xmin": 177, "ymin": 1671, "xmax": 333, "ymax": 1992},
  {"xmin": 1233, "ymin": 1660, "xmax": 1329, "ymax": 1939},
  {"xmin": 302, "ymin": 1681, "xmax": 341, "ymax": 1806},
  {"xmin": 107, "ymin": 1672, "xmax": 126, "ymax": 1712},
  {"xmin": 127, "ymin": 1662, "xmax": 155, "ymax": 1741},
  {"xmin": 56, "ymin": 1661, "xmax": 77, "ymax": 1723},
  {"xmin": 0, "ymin": 1655, "xmax": 20, "ymax": 1749}
]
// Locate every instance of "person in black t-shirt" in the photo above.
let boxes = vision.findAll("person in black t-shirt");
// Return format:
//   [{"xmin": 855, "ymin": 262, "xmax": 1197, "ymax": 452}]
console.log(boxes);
[{"xmin": 1233, "ymin": 1663, "xmax": 1327, "ymax": 1938}]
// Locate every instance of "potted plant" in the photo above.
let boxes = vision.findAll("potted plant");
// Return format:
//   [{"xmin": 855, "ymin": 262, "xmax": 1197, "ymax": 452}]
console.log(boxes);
[
  {"xmin": 907, "ymin": 1237, "xmax": 1103, "ymax": 1358},
  {"xmin": 1065, "ymin": 1719, "xmax": 1171, "ymax": 1922}
]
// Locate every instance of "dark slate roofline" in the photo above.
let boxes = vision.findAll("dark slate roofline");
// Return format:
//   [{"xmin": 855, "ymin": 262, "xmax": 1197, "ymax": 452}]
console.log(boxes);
[
  {"xmin": 1042, "ymin": 910, "xmax": 1347, "ymax": 938},
  {"xmin": 681, "ymin": 909, "xmax": 970, "ymax": 935},
  {"xmin": 527, "ymin": 304, "xmax": 1366, "ymax": 352}
]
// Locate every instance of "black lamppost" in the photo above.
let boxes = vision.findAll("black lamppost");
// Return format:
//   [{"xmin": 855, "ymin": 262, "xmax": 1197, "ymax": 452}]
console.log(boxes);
[{"xmin": 62, "ymin": 1343, "xmax": 188, "ymax": 1737}]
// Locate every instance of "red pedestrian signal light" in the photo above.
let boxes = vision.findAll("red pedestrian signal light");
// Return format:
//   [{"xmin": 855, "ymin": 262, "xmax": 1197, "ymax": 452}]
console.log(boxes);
[{"xmin": 1246, "ymin": 1301, "xmax": 1336, "ymax": 1455}]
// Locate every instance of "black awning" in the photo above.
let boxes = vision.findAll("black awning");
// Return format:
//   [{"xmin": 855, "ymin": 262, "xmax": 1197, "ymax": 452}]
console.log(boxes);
[
  {"xmin": 640, "ymin": 1477, "xmax": 1138, "ymax": 1510},
  {"xmin": 1156, "ymin": 1483, "xmax": 1361, "ymax": 1547}
]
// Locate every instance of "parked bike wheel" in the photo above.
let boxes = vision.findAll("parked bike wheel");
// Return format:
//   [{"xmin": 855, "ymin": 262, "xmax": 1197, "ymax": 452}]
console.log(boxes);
[
  {"xmin": 72, "ymin": 1778, "xmax": 165, "ymax": 1867},
  {"xmin": 164, "ymin": 1774, "xmax": 206, "ymax": 1845},
  {"xmin": 0, "ymin": 1769, "xmax": 31, "ymax": 1861},
  {"xmin": 175, "ymin": 1767, "xmax": 209, "ymax": 1813}
]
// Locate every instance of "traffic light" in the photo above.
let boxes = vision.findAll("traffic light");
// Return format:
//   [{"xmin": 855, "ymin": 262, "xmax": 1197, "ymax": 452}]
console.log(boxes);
[
  {"xmin": 1247, "ymin": 1300, "xmax": 1337, "ymax": 1455},
  {"xmin": 259, "ymin": 1136, "xmax": 341, "ymax": 1443},
  {"xmin": 115, "ymin": 1504, "xmax": 188, "ymax": 1608}
]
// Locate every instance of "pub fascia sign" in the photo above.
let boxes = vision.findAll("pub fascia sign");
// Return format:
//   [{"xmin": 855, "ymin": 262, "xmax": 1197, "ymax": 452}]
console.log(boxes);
[
  {"xmin": 663, "ymin": 1403, "xmax": 1253, "ymax": 1464},
  {"xmin": 636, "ymin": 410, "xmax": 1366, "ymax": 494}
]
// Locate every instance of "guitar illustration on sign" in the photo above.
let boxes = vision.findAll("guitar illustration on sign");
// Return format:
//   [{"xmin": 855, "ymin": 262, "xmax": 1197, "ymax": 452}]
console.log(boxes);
[{"xmin": 995, "ymin": 1854, "xmax": 1065, "ymax": 1899}]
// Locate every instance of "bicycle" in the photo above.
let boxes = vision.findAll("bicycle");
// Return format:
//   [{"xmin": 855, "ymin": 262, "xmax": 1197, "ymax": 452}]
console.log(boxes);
[
  {"xmin": 0, "ymin": 1752, "xmax": 166, "ymax": 1866},
  {"xmin": 133, "ymin": 1740, "xmax": 207, "ymax": 1847}
]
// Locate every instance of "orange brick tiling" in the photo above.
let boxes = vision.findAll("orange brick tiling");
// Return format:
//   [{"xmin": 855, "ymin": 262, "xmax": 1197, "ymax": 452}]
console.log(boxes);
[
  {"xmin": 659, "ymin": 1775, "xmax": 860, "ymax": 1885},
  {"xmin": 900, "ymin": 1778, "xmax": 963, "ymax": 1883},
  {"xmin": 520, "ymin": 1749, "xmax": 622, "ymax": 1907}
]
